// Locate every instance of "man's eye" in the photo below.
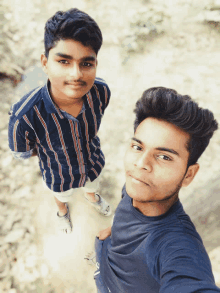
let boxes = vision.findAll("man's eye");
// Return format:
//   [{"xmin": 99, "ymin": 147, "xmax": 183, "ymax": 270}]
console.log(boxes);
[
  {"xmin": 157, "ymin": 155, "xmax": 171, "ymax": 161},
  {"xmin": 132, "ymin": 144, "xmax": 142, "ymax": 151},
  {"xmin": 82, "ymin": 62, "xmax": 92, "ymax": 67},
  {"xmin": 58, "ymin": 60, "xmax": 69, "ymax": 65}
]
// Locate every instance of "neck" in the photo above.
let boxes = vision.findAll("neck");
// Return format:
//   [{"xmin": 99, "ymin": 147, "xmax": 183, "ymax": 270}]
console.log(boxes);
[
  {"xmin": 132, "ymin": 195, "xmax": 179, "ymax": 217},
  {"xmin": 49, "ymin": 82, "xmax": 84, "ymax": 108},
  {"xmin": 52, "ymin": 95, "xmax": 84, "ymax": 108}
]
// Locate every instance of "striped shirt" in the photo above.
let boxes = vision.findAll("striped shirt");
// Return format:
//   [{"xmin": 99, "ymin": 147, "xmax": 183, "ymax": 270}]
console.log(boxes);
[{"xmin": 8, "ymin": 78, "xmax": 111, "ymax": 192}]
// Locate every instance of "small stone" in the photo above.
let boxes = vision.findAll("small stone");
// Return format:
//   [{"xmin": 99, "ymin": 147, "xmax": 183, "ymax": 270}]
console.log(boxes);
[
  {"xmin": 0, "ymin": 277, "xmax": 12, "ymax": 290},
  {"xmin": 1, "ymin": 155, "xmax": 13, "ymax": 168},
  {"xmin": 3, "ymin": 210, "xmax": 20, "ymax": 232},
  {"xmin": 12, "ymin": 186, "xmax": 31, "ymax": 198},
  {"xmin": 0, "ymin": 243, "xmax": 9, "ymax": 252},
  {"xmin": 204, "ymin": 10, "xmax": 220, "ymax": 22},
  {"xmin": 4, "ymin": 13, "xmax": 12, "ymax": 20},
  {"xmin": 8, "ymin": 289, "xmax": 17, "ymax": 293},
  {"xmin": 32, "ymin": 268, "xmax": 40, "ymax": 279},
  {"xmin": 0, "ymin": 141, "xmax": 9, "ymax": 151},
  {"xmin": 12, "ymin": 34, "xmax": 20, "ymax": 42},
  {"xmin": 4, "ymin": 228, "xmax": 26, "ymax": 243},
  {"xmin": 28, "ymin": 225, "xmax": 35, "ymax": 234},
  {"xmin": 0, "ymin": 251, "xmax": 8, "ymax": 275},
  {"xmin": 1, "ymin": 129, "xmax": 8, "ymax": 136},
  {"xmin": 25, "ymin": 255, "xmax": 36, "ymax": 268},
  {"xmin": 40, "ymin": 263, "xmax": 49, "ymax": 277}
]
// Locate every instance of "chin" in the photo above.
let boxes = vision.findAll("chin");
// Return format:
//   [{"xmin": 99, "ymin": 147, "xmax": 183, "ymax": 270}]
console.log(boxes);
[
  {"xmin": 65, "ymin": 90, "xmax": 85, "ymax": 100},
  {"xmin": 126, "ymin": 181, "xmax": 155, "ymax": 203},
  {"xmin": 126, "ymin": 183, "xmax": 144, "ymax": 200}
]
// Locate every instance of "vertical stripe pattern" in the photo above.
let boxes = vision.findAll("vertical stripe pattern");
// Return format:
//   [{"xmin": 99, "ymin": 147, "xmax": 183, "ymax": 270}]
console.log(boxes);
[
  {"xmin": 8, "ymin": 79, "xmax": 110, "ymax": 192},
  {"xmin": 34, "ymin": 106, "xmax": 64, "ymax": 190},
  {"xmin": 86, "ymin": 92, "xmax": 98, "ymax": 134},
  {"xmin": 13, "ymin": 120, "xmax": 19, "ymax": 151},
  {"xmin": 104, "ymin": 86, "xmax": 108, "ymax": 106},
  {"xmin": 51, "ymin": 113, "xmax": 74, "ymax": 189},
  {"xmin": 93, "ymin": 84, "xmax": 103, "ymax": 114},
  {"xmin": 23, "ymin": 114, "xmax": 55, "ymax": 190},
  {"xmin": 25, "ymin": 131, "xmax": 30, "ymax": 151}
]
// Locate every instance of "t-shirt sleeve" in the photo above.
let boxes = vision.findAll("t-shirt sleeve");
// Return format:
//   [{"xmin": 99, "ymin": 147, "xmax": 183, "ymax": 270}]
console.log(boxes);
[
  {"xmin": 156, "ymin": 234, "xmax": 220, "ymax": 293},
  {"xmin": 8, "ymin": 114, "xmax": 36, "ymax": 157}
]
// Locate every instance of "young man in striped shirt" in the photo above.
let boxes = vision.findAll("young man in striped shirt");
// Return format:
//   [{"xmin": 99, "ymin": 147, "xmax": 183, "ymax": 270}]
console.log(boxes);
[{"xmin": 8, "ymin": 8, "xmax": 112, "ymax": 234}]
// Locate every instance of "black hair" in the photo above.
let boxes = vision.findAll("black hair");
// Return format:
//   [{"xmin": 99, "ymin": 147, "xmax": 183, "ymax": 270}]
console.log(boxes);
[
  {"xmin": 44, "ymin": 8, "xmax": 102, "ymax": 57},
  {"xmin": 134, "ymin": 87, "xmax": 218, "ymax": 166}
]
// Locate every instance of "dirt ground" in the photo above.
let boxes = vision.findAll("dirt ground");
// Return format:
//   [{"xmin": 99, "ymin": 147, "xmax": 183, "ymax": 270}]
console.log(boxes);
[{"xmin": 1, "ymin": 0, "xmax": 220, "ymax": 292}]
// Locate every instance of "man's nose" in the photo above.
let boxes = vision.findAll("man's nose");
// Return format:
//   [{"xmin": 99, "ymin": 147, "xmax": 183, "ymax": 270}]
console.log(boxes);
[
  {"xmin": 135, "ymin": 153, "xmax": 152, "ymax": 172},
  {"xmin": 69, "ymin": 64, "xmax": 83, "ymax": 79}
]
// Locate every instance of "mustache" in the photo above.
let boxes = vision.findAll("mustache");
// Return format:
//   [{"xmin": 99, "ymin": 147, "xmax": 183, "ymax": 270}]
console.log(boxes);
[{"xmin": 65, "ymin": 80, "xmax": 87, "ymax": 86}]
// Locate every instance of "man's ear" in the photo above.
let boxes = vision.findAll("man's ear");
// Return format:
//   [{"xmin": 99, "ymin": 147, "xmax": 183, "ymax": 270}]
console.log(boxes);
[
  {"xmin": 41, "ymin": 53, "xmax": 48, "ymax": 74},
  {"xmin": 181, "ymin": 163, "xmax": 200, "ymax": 187}
]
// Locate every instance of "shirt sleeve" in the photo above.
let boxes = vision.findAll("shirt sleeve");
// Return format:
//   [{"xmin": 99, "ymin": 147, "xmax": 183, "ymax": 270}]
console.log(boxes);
[
  {"xmin": 95, "ymin": 78, "xmax": 111, "ymax": 111},
  {"xmin": 156, "ymin": 234, "xmax": 220, "ymax": 293},
  {"xmin": 11, "ymin": 149, "xmax": 34, "ymax": 160},
  {"xmin": 102, "ymin": 83, "xmax": 111, "ymax": 110},
  {"xmin": 8, "ymin": 114, "xmax": 36, "ymax": 157}
]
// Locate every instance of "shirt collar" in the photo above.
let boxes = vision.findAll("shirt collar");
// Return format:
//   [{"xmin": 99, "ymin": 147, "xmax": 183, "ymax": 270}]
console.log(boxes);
[
  {"xmin": 42, "ymin": 80, "xmax": 64, "ymax": 119},
  {"xmin": 42, "ymin": 80, "xmax": 96, "ymax": 118}
]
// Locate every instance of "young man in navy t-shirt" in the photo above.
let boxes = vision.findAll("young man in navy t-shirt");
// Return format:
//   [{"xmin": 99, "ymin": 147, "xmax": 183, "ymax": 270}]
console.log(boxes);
[{"xmin": 92, "ymin": 87, "xmax": 220, "ymax": 292}]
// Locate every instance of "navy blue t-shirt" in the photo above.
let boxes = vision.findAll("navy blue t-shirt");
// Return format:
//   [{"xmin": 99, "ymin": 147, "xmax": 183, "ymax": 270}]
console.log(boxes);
[{"xmin": 100, "ymin": 186, "xmax": 220, "ymax": 292}]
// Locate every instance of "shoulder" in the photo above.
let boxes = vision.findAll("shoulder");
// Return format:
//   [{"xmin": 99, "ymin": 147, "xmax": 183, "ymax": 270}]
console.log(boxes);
[
  {"xmin": 149, "ymin": 212, "xmax": 204, "ymax": 258},
  {"xmin": 94, "ymin": 77, "xmax": 109, "ymax": 86},
  {"xmin": 9, "ymin": 86, "xmax": 44, "ymax": 120},
  {"xmin": 145, "ymin": 214, "xmax": 205, "ymax": 270},
  {"xmin": 93, "ymin": 78, "xmax": 111, "ymax": 96},
  {"xmin": 155, "ymin": 229, "xmax": 212, "ymax": 275},
  {"xmin": 159, "ymin": 229, "xmax": 205, "ymax": 257},
  {"xmin": 89, "ymin": 78, "xmax": 111, "ymax": 109}
]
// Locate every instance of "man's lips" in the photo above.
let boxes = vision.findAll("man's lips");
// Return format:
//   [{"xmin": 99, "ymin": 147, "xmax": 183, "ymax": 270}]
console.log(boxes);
[
  {"xmin": 65, "ymin": 82, "xmax": 86, "ymax": 87},
  {"xmin": 129, "ymin": 174, "xmax": 150, "ymax": 186}
]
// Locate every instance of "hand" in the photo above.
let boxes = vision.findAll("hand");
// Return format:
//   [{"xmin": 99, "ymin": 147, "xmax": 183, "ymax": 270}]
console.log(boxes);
[{"xmin": 97, "ymin": 226, "xmax": 111, "ymax": 240}]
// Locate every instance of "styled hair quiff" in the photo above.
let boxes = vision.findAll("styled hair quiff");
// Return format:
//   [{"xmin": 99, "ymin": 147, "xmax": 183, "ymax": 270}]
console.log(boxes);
[
  {"xmin": 44, "ymin": 8, "xmax": 102, "ymax": 57},
  {"xmin": 134, "ymin": 87, "xmax": 218, "ymax": 166}
]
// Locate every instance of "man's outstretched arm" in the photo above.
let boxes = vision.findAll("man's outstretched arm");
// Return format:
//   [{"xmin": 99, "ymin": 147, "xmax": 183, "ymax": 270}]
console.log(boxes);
[{"xmin": 156, "ymin": 234, "xmax": 220, "ymax": 293}]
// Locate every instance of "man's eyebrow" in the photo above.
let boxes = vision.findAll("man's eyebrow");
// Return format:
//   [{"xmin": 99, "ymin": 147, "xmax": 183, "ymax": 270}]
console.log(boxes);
[
  {"xmin": 131, "ymin": 137, "xmax": 180, "ymax": 156},
  {"xmin": 131, "ymin": 137, "xmax": 143, "ymax": 144},
  {"xmin": 55, "ymin": 53, "xmax": 73, "ymax": 59},
  {"xmin": 55, "ymin": 53, "xmax": 96, "ymax": 62},
  {"xmin": 81, "ymin": 56, "xmax": 96, "ymax": 62},
  {"xmin": 156, "ymin": 147, "xmax": 180, "ymax": 156}
]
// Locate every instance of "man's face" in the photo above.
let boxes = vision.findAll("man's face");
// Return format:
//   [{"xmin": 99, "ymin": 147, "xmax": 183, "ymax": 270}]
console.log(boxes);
[
  {"xmin": 41, "ymin": 39, "xmax": 97, "ymax": 102},
  {"xmin": 124, "ymin": 117, "xmax": 195, "ymax": 204}
]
